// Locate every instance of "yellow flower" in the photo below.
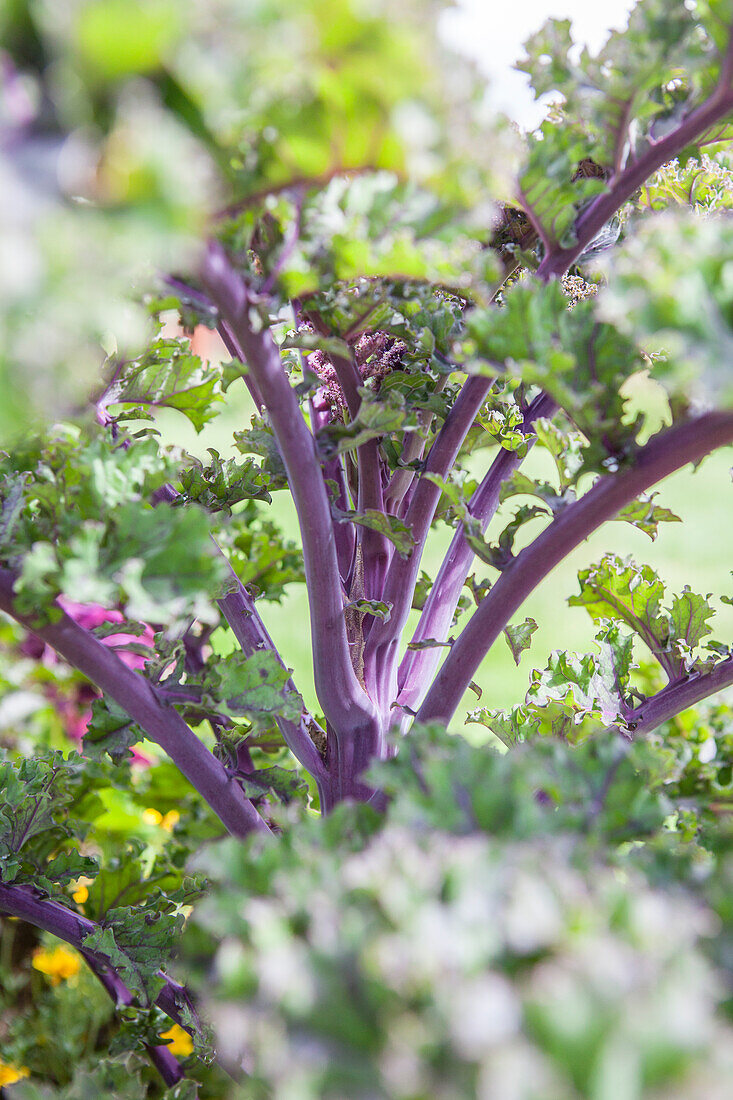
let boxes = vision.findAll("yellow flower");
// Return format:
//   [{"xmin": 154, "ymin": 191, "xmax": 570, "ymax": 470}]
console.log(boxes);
[
  {"xmin": 159, "ymin": 1024, "xmax": 193, "ymax": 1057},
  {"xmin": 142, "ymin": 807, "xmax": 180, "ymax": 832},
  {"xmin": 72, "ymin": 876, "xmax": 93, "ymax": 905},
  {"xmin": 161, "ymin": 810, "xmax": 180, "ymax": 832},
  {"xmin": 0, "ymin": 1060, "xmax": 30, "ymax": 1086},
  {"xmin": 32, "ymin": 944, "xmax": 82, "ymax": 985}
]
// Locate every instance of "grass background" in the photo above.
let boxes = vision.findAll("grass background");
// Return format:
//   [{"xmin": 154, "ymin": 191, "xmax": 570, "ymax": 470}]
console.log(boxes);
[{"xmin": 157, "ymin": 361, "xmax": 733, "ymax": 733}]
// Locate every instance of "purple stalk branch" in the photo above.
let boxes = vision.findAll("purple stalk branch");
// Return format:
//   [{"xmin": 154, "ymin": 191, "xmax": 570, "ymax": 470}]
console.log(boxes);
[
  {"xmin": 536, "ymin": 71, "xmax": 733, "ymax": 280},
  {"xmin": 216, "ymin": 320, "xmax": 266, "ymax": 412},
  {"xmin": 611, "ymin": 96, "xmax": 635, "ymax": 178},
  {"xmin": 611, "ymin": 656, "xmax": 733, "ymax": 740},
  {"xmin": 217, "ymin": 575, "xmax": 328, "ymax": 782},
  {"xmin": 362, "ymin": 375, "xmax": 493, "ymax": 710},
  {"xmin": 717, "ymin": 22, "xmax": 733, "ymax": 95},
  {"xmin": 385, "ymin": 378, "xmax": 450, "ymax": 517},
  {"xmin": 357, "ymin": 437, "xmax": 392, "ymax": 601},
  {"xmin": 310, "ymin": 391, "xmax": 356, "ymax": 583},
  {"xmin": 418, "ymin": 412, "xmax": 733, "ymax": 725},
  {"xmin": 0, "ymin": 570, "xmax": 268, "ymax": 840},
  {"xmin": 329, "ymin": 454, "xmax": 357, "ymax": 583},
  {"xmin": 202, "ymin": 243, "xmax": 380, "ymax": 776},
  {"xmin": 160, "ymin": 275, "xmax": 212, "ymax": 313},
  {"xmin": 397, "ymin": 392, "xmax": 558, "ymax": 716},
  {"xmin": 384, "ymin": 431, "xmax": 427, "ymax": 517},
  {"xmin": 325, "ymin": 346, "xmax": 391, "ymax": 599},
  {"xmin": 0, "ymin": 881, "xmax": 201, "ymax": 1041},
  {"xmin": 83, "ymin": 953, "xmax": 190, "ymax": 1089}
]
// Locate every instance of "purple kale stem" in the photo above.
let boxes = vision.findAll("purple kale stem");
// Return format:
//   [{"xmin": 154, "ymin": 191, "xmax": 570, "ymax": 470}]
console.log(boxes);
[
  {"xmin": 202, "ymin": 243, "xmax": 380, "ymax": 772},
  {"xmin": 362, "ymin": 375, "xmax": 492, "ymax": 712},
  {"xmin": 607, "ymin": 656, "xmax": 733, "ymax": 741},
  {"xmin": 303, "ymin": 311, "xmax": 389, "ymax": 595},
  {"xmin": 147, "ymin": 1043, "xmax": 189, "ymax": 1089},
  {"xmin": 82, "ymin": 954, "xmax": 190, "ymax": 1089},
  {"xmin": 417, "ymin": 411, "xmax": 733, "ymax": 725},
  {"xmin": 217, "ymin": 574, "xmax": 328, "ymax": 783},
  {"xmin": 322, "ymin": 717, "xmax": 383, "ymax": 807},
  {"xmin": 309, "ymin": 392, "xmax": 356, "ymax": 582},
  {"xmin": 161, "ymin": 274, "xmax": 211, "ymax": 306},
  {"xmin": 536, "ymin": 81, "xmax": 733, "ymax": 280},
  {"xmin": 326, "ymin": 345, "xmax": 391, "ymax": 600},
  {"xmin": 397, "ymin": 392, "xmax": 558, "ymax": 717},
  {"xmin": 384, "ymin": 434, "xmax": 424, "ymax": 517},
  {"xmin": 0, "ymin": 570, "xmax": 268, "ymax": 840},
  {"xmin": 216, "ymin": 319, "xmax": 266, "ymax": 411},
  {"xmin": 384, "ymin": 384, "xmax": 447, "ymax": 518},
  {"xmin": 0, "ymin": 881, "xmax": 201, "ymax": 1038},
  {"xmin": 357, "ymin": 437, "xmax": 392, "ymax": 601},
  {"xmin": 332, "ymin": 348, "xmax": 391, "ymax": 598},
  {"xmin": 329, "ymin": 454, "xmax": 357, "ymax": 583}
]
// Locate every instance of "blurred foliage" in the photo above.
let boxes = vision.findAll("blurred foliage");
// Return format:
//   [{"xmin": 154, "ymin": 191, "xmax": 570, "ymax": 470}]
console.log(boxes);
[
  {"xmin": 184, "ymin": 718, "xmax": 733, "ymax": 1098},
  {"xmin": 0, "ymin": 0, "xmax": 512, "ymax": 442}
]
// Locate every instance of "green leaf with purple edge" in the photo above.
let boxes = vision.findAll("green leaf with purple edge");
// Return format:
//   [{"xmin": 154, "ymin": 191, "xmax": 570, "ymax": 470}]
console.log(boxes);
[
  {"xmin": 332, "ymin": 504, "xmax": 415, "ymax": 558},
  {"xmin": 84, "ymin": 698, "xmax": 143, "ymax": 766},
  {"xmin": 205, "ymin": 650, "xmax": 302, "ymax": 727},
  {"xmin": 615, "ymin": 493, "xmax": 681, "ymax": 540},
  {"xmin": 344, "ymin": 598, "xmax": 393, "ymax": 621},
  {"xmin": 104, "ymin": 338, "xmax": 223, "ymax": 433},
  {"xmin": 504, "ymin": 617, "xmax": 538, "ymax": 666},
  {"xmin": 669, "ymin": 587, "xmax": 716, "ymax": 651}
]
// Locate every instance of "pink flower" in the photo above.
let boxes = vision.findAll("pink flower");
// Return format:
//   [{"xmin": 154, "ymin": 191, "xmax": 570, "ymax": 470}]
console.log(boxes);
[
  {"xmin": 58, "ymin": 597, "xmax": 156, "ymax": 670},
  {"xmin": 57, "ymin": 598, "xmax": 122, "ymax": 631},
  {"xmin": 44, "ymin": 599, "xmax": 157, "ymax": 765}
]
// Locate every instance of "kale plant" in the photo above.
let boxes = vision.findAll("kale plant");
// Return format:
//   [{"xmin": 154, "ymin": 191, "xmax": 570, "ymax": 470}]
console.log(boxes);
[{"xmin": 1, "ymin": 1, "xmax": 733, "ymax": 1095}]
